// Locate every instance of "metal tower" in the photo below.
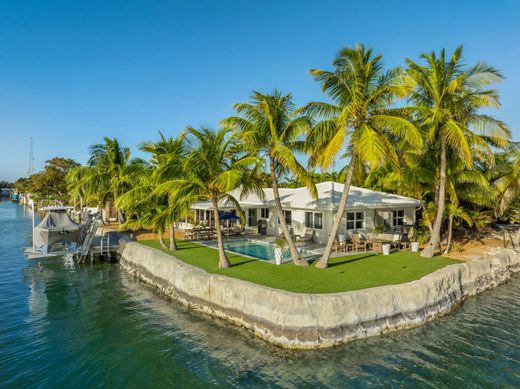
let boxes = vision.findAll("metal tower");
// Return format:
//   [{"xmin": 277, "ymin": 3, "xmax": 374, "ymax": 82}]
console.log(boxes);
[{"xmin": 27, "ymin": 137, "xmax": 34, "ymax": 177}]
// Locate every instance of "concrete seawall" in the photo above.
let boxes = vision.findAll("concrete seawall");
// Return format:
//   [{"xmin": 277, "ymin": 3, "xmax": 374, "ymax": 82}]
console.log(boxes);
[{"xmin": 119, "ymin": 241, "xmax": 520, "ymax": 349}]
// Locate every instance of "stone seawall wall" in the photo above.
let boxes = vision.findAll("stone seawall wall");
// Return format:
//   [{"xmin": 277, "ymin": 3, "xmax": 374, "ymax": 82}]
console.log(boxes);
[{"xmin": 119, "ymin": 241, "xmax": 520, "ymax": 349}]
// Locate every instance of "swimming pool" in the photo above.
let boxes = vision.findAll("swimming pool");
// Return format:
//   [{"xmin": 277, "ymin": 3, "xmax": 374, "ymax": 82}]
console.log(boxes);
[{"xmin": 208, "ymin": 240, "xmax": 313, "ymax": 261}]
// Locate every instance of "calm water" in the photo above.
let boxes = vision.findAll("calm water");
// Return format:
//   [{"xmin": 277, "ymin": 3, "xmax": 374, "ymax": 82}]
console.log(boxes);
[{"xmin": 1, "ymin": 200, "xmax": 520, "ymax": 388}]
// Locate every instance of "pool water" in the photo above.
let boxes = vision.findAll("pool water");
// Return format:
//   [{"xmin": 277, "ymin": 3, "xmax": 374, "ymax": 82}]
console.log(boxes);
[{"xmin": 213, "ymin": 240, "xmax": 311, "ymax": 261}]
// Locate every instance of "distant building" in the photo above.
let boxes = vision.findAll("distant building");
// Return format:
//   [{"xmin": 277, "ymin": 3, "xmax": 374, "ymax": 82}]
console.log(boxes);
[{"xmin": 0, "ymin": 188, "xmax": 15, "ymax": 197}]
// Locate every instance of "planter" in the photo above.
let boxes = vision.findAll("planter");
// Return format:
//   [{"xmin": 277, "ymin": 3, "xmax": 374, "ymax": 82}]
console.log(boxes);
[
  {"xmin": 274, "ymin": 247, "xmax": 283, "ymax": 265},
  {"xmin": 411, "ymin": 242, "xmax": 420, "ymax": 252},
  {"xmin": 382, "ymin": 244, "xmax": 391, "ymax": 255}
]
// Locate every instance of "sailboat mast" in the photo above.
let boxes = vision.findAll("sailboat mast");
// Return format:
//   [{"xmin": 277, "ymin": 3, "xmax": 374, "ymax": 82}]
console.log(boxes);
[
  {"xmin": 31, "ymin": 199, "xmax": 35, "ymax": 253},
  {"xmin": 27, "ymin": 137, "xmax": 34, "ymax": 177}
]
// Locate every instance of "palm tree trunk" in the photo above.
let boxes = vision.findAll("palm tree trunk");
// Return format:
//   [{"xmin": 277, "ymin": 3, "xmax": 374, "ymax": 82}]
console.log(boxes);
[
  {"xmin": 422, "ymin": 139, "xmax": 447, "ymax": 257},
  {"xmin": 166, "ymin": 193, "xmax": 177, "ymax": 251},
  {"xmin": 443, "ymin": 214, "xmax": 454, "ymax": 255},
  {"xmin": 212, "ymin": 197, "xmax": 231, "ymax": 269},
  {"xmin": 315, "ymin": 158, "xmax": 355, "ymax": 269},
  {"xmin": 114, "ymin": 191, "xmax": 124, "ymax": 224},
  {"xmin": 512, "ymin": 226, "xmax": 520, "ymax": 248},
  {"xmin": 158, "ymin": 229, "xmax": 168, "ymax": 249},
  {"xmin": 269, "ymin": 156, "xmax": 308, "ymax": 266},
  {"xmin": 169, "ymin": 223, "xmax": 177, "ymax": 251}
]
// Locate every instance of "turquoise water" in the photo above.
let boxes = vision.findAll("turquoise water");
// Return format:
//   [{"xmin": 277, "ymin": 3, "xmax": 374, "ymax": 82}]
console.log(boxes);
[
  {"xmin": 210, "ymin": 240, "xmax": 311, "ymax": 260},
  {"xmin": 1, "ymin": 199, "xmax": 520, "ymax": 387}
]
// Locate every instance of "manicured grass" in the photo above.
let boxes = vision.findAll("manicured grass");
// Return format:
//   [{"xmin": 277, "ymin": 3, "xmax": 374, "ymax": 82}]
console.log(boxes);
[{"xmin": 139, "ymin": 240, "xmax": 461, "ymax": 294}]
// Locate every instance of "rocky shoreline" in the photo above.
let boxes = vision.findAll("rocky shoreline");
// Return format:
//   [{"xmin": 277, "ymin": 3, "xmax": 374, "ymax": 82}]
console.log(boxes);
[{"xmin": 118, "ymin": 241, "xmax": 520, "ymax": 349}]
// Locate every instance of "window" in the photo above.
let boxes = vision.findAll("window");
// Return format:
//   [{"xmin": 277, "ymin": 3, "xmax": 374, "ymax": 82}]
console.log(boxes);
[
  {"xmin": 314, "ymin": 212, "xmax": 323, "ymax": 229},
  {"xmin": 260, "ymin": 208, "xmax": 269, "ymax": 219},
  {"xmin": 392, "ymin": 210, "xmax": 405, "ymax": 226},
  {"xmin": 305, "ymin": 212, "xmax": 313, "ymax": 228},
  {"xmin": 196, "ymin": 209, "xmax": 211, "ymax": 226},
  {"xmin": 305, "ymin": 212, "xmax": 323, "ymax": 229},
  {"xmin": 346, "ymin": 212, "xmax": 364, "ymax": 230},
  {"xmin": 284, "ymin": 210, "xmax": 292, "ymax": 225},
  {"xmin": 278, "ymin": 210, "xmax": 292, "ymax": 225},
  {"xmin": 248, "ymin": 208, "xmax": 257, "ymax": 227},
  {"xmin": 206, "ymin": 210, "xmax": 213, "ymax": 227}
]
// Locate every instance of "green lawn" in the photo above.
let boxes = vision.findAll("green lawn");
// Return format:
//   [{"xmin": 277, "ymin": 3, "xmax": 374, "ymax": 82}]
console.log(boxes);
[{"xmin": 138, "ymin": 240, "xmax": 461, "ymax": 294}]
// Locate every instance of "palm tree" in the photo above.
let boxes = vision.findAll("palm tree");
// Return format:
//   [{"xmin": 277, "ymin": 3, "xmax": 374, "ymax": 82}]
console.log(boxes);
[
  {"xmin": 155, "ymin": 127, "xmax": 263, "ymax": 269},
  {"xmin": 491, "ymin": 145, "xmax": 520, "ymax": 244},
  {"xmin": 115, "ymin": 159, "xmax": 171, "ymax": 248},
  {"xmin": 221, "ymin": 90, "xmax": 316, "ymax": 266},
  {"xmin": 140, "ymin": 132, "xmax": 187, "ymax": 251},
  {"xmin": 405, "ymin": 46, "xmax": 510, "ymax": 257},
  {"xmin": 67, "ymin": 137, "xmax": 132, "ymax": 222},
  {"xmin": 298, "ymin": 44, "xmax": 422, "ymax": 268},
  {"xmin": 492, "ymin": 144, "xmax": 520, "ymax": 218}
]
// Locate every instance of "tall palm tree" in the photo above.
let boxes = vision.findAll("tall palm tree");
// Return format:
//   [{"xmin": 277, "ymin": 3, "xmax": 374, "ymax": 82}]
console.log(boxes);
[
  {"xmin": 140, "ymin": 132, "xmax": 187, "ymax": 251},
  {"xmin": 221, "ymin": 90, "xmax": 316, "ymax": 266},
  {"xmin": 298, "ymin": 44, "xmax": 422, "ymax": 268},
  {"xmin": 443, "ymin": 158, "xmax": 493, "ymax": 254},
  {"xmin": 405, "ymin": 46, "xmax": 510, "ymax": 257},
  {"xmin": 155, "ymin": 127, "xmax": 263, "ymax": 269},
  {"xmin": 116, "ymin": 132, "xmax": 189, "ymax": 252}
]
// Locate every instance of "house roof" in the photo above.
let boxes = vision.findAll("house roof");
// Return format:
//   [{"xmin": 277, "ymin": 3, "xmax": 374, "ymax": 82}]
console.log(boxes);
[{"xmin": 192, "ymin": 181, "xmax": 420, "ymax": 211}]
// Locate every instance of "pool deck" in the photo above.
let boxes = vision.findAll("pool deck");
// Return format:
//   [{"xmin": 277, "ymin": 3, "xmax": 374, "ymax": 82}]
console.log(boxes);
[{"xmin": 198, "ymin": 234, "xmax": 386, "ymax": 263}]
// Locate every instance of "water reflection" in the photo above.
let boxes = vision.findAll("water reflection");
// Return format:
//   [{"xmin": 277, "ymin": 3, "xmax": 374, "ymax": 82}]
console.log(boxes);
[{"xmin": 1, "ymin": 199, "xmax": 520, "ymax": 388}]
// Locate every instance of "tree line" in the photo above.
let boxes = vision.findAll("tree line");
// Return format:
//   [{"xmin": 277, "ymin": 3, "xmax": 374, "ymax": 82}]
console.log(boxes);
[{"xmin": 19, "ymin": 44, "xmax": 520, "ymax": 269}]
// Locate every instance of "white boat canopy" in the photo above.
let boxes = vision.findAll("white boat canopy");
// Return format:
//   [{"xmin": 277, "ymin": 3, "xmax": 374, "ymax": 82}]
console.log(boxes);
[{"xmin": 34, "ymin": 208, "xmax": 80, "ymax": 252}]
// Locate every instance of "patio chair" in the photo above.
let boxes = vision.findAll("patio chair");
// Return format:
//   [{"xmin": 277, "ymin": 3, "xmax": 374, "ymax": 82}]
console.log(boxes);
[
  {"xmin": 399, "ymin": 232, "xmax": 410, "ymax": 250},
  {"xmin": 391, "ymin": 233, "xmax": 402, "ymax": 250},
  {"xmin": 296, "ymin": 231, "xmax": 314, "ymax": 245},
  {"xmin": 232, "ymin": 226, "xmax": 244, "ymax": 236},
  {"xmin": 341, "ymin": 240, "xmax": 353, "ymax": 253},
  {"xmin": 332, "ymin": 239, "xmax": 340, "ymax": 253},
  {"xmin": 184, "ymin": 229, "xmax": 194, "ymax": 240},
  {"xmin": 352, "ymin": 233, "xmax": 369, "ymax": 252}
]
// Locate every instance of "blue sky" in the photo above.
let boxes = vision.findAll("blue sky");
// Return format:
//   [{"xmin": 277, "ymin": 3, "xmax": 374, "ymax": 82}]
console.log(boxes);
[{"xmin": 1, "ymin": 0, "xmax": 519, "ymax": 181}]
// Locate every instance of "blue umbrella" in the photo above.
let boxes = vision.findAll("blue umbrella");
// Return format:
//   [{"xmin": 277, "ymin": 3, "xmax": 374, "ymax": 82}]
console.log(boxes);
[{"xmin": 219, "ymin": 212, "xmax": 240, "ymax": 221}]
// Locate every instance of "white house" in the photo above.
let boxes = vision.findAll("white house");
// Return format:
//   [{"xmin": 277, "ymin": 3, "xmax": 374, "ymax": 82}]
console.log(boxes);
[{"xmin": 182, "ymin": 181, "xmax": 421, "ymax": 245}]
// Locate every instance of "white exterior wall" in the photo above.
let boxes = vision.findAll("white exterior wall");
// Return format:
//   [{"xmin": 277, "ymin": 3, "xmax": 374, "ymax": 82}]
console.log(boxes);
[{"xmin": 188, "ymin": 204, "xmax": 418, "ymax": 245}]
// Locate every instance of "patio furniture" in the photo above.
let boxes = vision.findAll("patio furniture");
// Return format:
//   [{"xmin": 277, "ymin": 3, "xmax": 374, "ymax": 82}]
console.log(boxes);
[
  {"xmin": 352, "ymin": 233, "xmax": 370, "ymax": 252},
  {"xmin": 370, "ymin": 232, "xmax": 402, "ymax": 252},
  {"xmin": 296, "ymin": 231, "xmax": 314, "ymax": 244},
  {"xmin": 332, "ymin": 239, "xmax": 340, "ymax": 253},
  {"xmin": 400, "ymin": 240, "xmax": 411, "ymax": 250},
  {"xmin": 184, "ymin": 229, "xmax": 194, "ymax": 240},
  {"xmin": 232, "ymin": 226, "xmax": 244, "ymax": 236},
  {"xmin": 371, "ymin": 238, "xmax": 393, "ymax": 254},
  {"xmin": 189, "ymin": 227, "xmax": 216, "ymax": 240},
  {"xmin": 400, "ymin": 232, "xmax": 412, "ymax": 250},
  {"xmin": 340, "ymin": 239, "xmax": 352, "ymax": 253}
]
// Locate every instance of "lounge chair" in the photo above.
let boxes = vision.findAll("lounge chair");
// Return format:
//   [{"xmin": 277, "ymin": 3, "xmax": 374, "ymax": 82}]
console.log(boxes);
[{"xmin": 296, "ymin": 231, "xmax": 314, "ymax": 244}]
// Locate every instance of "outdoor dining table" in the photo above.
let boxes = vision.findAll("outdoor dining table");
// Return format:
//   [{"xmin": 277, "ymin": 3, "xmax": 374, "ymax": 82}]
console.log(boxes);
[{"xmin": 371, "ymin": 239, "xmax": 394, "ymax": 254}]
